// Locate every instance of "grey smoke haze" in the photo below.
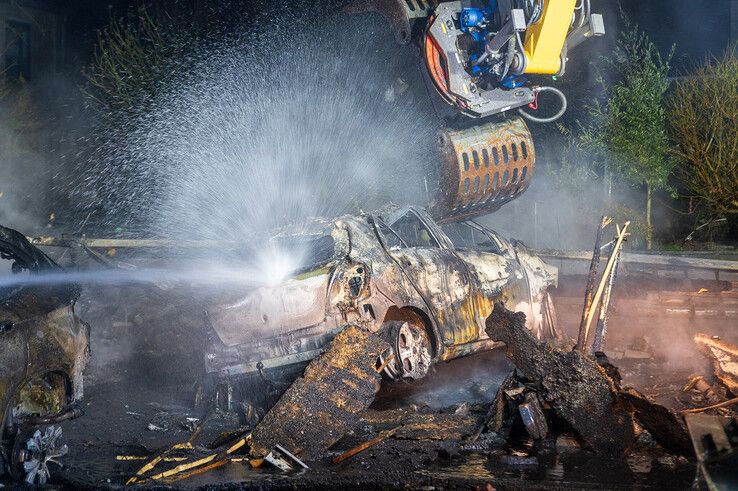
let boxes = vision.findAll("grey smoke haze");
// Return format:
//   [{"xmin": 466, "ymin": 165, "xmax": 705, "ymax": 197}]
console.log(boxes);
[{"xmin": 0, "ymin": 108, "xmax": 48, "ymax": 231}]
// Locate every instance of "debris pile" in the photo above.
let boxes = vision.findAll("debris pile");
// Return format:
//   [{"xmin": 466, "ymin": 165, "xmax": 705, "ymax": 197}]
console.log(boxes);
[
  {"xmin": 125, "ymin": 430, "xmax": 251, "ymax": 485},
  {"xmin": 249, "ymin": 326, "xmax": 389, "ymax": 462},
  {"xmin": 484, "ymin": 303, "xmax": 693, "ymax": 456},
  {"xmin": 694, "ymin": 334, "xmax": 738, "ymax": 398}
]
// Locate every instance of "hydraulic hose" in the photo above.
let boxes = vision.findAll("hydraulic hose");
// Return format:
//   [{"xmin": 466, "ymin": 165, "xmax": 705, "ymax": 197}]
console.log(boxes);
[{"xmin": 518, "ymin": 86, "xmax": 568, "ymax": 123}]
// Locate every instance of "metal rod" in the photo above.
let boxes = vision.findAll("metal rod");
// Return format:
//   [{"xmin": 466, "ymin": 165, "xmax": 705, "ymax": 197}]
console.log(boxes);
[{"xmin": 576, "ymin": 216, "xmax": 609, "ymax": 350}]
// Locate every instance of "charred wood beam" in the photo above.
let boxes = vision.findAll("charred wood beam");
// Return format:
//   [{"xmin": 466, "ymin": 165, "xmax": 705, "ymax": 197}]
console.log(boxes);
[
  {"xmin": 576, "ymin": 216, "xmax": 609, "ymax": 350},
  {"xmin": 619, "ymin": 387, "xmax": 692, "ymax": 456},
  {"xmin": 486, "ymin": 303, "xmax": 693, "ymax": 457},
  {"xmin": 486, "ymin": 304, "xmax": 635, "ymax": 455},
  {"xmin": 249, "ymin": 326, "xmax": 389, "ymax": 461},
  {"xmin": 582, "ymin": 222, "xmax": 629, "ymax": 348},
  {"xmin": 592, "ymin": 246, "xmax": 621, "ymax": 353}
]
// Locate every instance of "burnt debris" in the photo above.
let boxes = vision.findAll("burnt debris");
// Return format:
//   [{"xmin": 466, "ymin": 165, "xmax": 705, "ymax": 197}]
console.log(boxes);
[
  {"xmin": 694, "ymin": 334, "xmax": 738, "ymax": 397},
  {"xmin": 249, "ymin": 326, "xmax": 389, "ymax": 461},
  {"xmin": 485, "ymin": 302, "xmax": 693, "ymax": 457}
]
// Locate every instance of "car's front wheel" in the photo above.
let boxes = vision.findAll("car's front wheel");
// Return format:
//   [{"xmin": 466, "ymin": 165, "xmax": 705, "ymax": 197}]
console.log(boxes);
[{"xmin": 378, "ymin": 320, "xmax": 433, "ymax": 381}]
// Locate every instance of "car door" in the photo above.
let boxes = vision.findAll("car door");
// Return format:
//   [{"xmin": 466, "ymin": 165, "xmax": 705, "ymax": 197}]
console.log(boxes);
[
  {"xmin": 440, "ymin": 221, "xmax": 531, "ymax": 336},
  {"xmin": 380, "ymin": 209, "xmax": 478, "ymax": 347}
]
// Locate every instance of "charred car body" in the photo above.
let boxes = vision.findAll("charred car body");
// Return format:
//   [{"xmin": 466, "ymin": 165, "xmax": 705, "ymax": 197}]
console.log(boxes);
[
  {"xmin": 0, "ymin": 226, "xmax": 89, "ymax": 484},
  {"xmin": 205, "ymin": 206, "xmax": 557, "ymax": 396}
]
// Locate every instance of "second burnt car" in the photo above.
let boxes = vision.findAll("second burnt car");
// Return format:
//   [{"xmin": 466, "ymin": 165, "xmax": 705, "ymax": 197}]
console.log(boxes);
[
  {"xmin": 0, "ymin": 225, "xmax": 89, "ymax": 485},
  {"xmin": 204, "ymin": 206, "xmax": 557, "ymax": 394}
]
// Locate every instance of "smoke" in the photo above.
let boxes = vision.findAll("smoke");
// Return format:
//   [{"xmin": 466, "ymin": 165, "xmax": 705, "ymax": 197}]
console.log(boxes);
[
  {"xmin": 70, "ymin": 10, "xmax": 439, "ymax": 242},
  {"xmin": 0, "ymin": 88, "xmax": 49, "ymax": 232},
  {"xmin": 478, "ymin": 141, "xmax": 655, "ymax": 251}
]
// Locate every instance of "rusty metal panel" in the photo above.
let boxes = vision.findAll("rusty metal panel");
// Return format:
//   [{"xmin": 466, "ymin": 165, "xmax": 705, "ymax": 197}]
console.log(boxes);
[{"xmin": 431, "ymin": 117, "xmax": 535, "ymax": 224}]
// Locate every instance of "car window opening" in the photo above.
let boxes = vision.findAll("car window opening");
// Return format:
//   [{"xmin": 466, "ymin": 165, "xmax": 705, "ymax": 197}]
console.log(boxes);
[
  {"xmin": 440, "ymin": 222, "xmax": 503, "ymax": 254},
  {"xmin": 387, "ymin": 211, "xmax": 441, "ymax": 248}
]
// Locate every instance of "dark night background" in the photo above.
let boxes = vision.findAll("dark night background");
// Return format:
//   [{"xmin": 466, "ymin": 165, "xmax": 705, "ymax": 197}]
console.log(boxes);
[
  {"xmin": 1, "ymin": 0, "xmax": 737, "ymax": 245},
  {"xmin": 13, "ymin": 0, "xmax": 738, "ymax": 88}
]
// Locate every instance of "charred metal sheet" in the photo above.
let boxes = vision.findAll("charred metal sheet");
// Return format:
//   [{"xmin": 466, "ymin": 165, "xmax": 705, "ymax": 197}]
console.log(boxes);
[
  {"xmin": 518, "ymin": 392, "xmax": 548, "ymax": 440},
  {"xmin": 249, "ymin": 326, "xmax": 389, "ymax": 461},
  {"xmin": 694, "ymin": 334, "xmax": 738, "ymax": 396},
  {"xmin": 685, "ymin": 414, "xmax": 738, "ymax": 490},
  {"xmin": 264, "ymin": 444, "xmax": 309, "ymax": 472},
  {"xmin": 431, "ymin": 118, "xmax": 535, "ymax": 224},
  {"xmin": 477, "ymin": 372, "xmax": 519, "ymax": 442},
  {"xmin": 0, "ymin": 225, "xmax": 89, "ymax": 481}
]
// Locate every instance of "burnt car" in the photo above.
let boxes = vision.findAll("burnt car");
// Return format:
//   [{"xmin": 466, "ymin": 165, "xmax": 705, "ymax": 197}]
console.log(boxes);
[
  {"xmin": 0, "ymin": 225, "xmax": 89, "ymax": 484},
  {"xmin": 205, "ymin": 206, "xmax": 557, "ymax": 392}
]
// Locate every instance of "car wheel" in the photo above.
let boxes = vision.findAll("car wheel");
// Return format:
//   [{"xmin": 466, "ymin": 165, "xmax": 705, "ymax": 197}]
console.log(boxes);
[
  {"xmin": 379, "ymin": 320, "xmax": 433, "ymax": 381},
  {"xmin": 10, "ymin": 425, "xmax": 67, "ymax": 485}
]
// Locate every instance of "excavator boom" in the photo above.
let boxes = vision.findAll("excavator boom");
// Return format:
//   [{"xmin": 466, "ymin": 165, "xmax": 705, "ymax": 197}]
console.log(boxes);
[{"xmin": 348, "ymin": 0, "xmax": 605, "ymax": 222}]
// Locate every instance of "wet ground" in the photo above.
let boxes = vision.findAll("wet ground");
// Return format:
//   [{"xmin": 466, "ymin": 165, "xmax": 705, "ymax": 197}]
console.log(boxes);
[
  {"xmin": 4, "ymin": 272, "xmax": 736, "ymax": 489},
  {"xmin": 0, "ymin": 349, "xmax": 703, "ymax": 490}
]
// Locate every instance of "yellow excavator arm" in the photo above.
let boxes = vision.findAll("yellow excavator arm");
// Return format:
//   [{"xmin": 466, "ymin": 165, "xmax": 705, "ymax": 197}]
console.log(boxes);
[
  {"xmin": 346, "ymin": 0, "xmax": 605, "ymax": 221},
  {"xmin": 348, "ymin": 0, "xmax": 604, "ymax": 120},
  {"xmin": 523, "ymin": 0, "xmax": 577, "ymax": 75}
]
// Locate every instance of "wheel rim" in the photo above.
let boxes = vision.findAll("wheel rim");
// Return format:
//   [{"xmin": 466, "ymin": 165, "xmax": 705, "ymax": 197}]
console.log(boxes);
[
  {"xmin": 395, "ymin": 322, "xmax": 432, "ymax": 380},
  {"xmin": 13, "ymin": 425, "xmax": 67, "ymax": 485}
]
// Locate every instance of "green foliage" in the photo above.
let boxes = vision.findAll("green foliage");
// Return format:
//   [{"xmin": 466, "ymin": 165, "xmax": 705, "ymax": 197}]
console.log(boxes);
[
  {"xmin": 549, "ymin": 123, "xmax": 601, "ymax": 195},
  {"xmin": 83, "ymin": 7, "xmax": 179, "ymax": 114},
  {"xmin": 590, "ymin": 15, "xmax": 675, "ymax": 193},
  {"xmin": 571, "ymin": 13, "xmax": 676, "ymax": 249},
  {"xmin": 669, "ymin": 46, "xmax": 738, "ymax": 216}
]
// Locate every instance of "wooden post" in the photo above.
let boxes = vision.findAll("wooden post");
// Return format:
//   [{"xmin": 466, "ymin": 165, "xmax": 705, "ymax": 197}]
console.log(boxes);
[
  {"xmin": 582, "ymin": 222, "xmax": 630, "ymax": 347},
  {"xmin": 576, "ymin": 216, "xmax": 610, "ymax": 350},
  {"xmin": 592, "ymin": 244, "xmax": 621, "ymax": 353}
]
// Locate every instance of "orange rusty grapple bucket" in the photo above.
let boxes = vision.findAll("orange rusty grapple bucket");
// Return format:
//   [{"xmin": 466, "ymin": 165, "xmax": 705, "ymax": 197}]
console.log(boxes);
[{"xmin": 430, "ymin": 117, "xmax": 535, "ymax": 224}]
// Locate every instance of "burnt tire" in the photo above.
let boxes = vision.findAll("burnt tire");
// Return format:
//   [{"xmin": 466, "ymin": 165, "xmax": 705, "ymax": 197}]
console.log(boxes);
[{"xmin": 378, "ymin": 320, "xmax": 433, "ymax": 381}]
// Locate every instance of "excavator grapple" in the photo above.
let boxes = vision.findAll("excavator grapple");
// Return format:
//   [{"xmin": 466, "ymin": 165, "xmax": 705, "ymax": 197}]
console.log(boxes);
[
  {"xmin": 430, "ymin": 117, "xmax": 535, "ymax": 223},
  {"xmin": 349, "ymin": 0, "xmax": 604, "ymax": 222}
]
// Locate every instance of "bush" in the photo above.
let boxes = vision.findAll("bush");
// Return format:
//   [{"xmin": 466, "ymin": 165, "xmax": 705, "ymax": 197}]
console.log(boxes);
[{"xmin": 669, "ymin": 47, "xmax": 738, "ymax": 217}]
